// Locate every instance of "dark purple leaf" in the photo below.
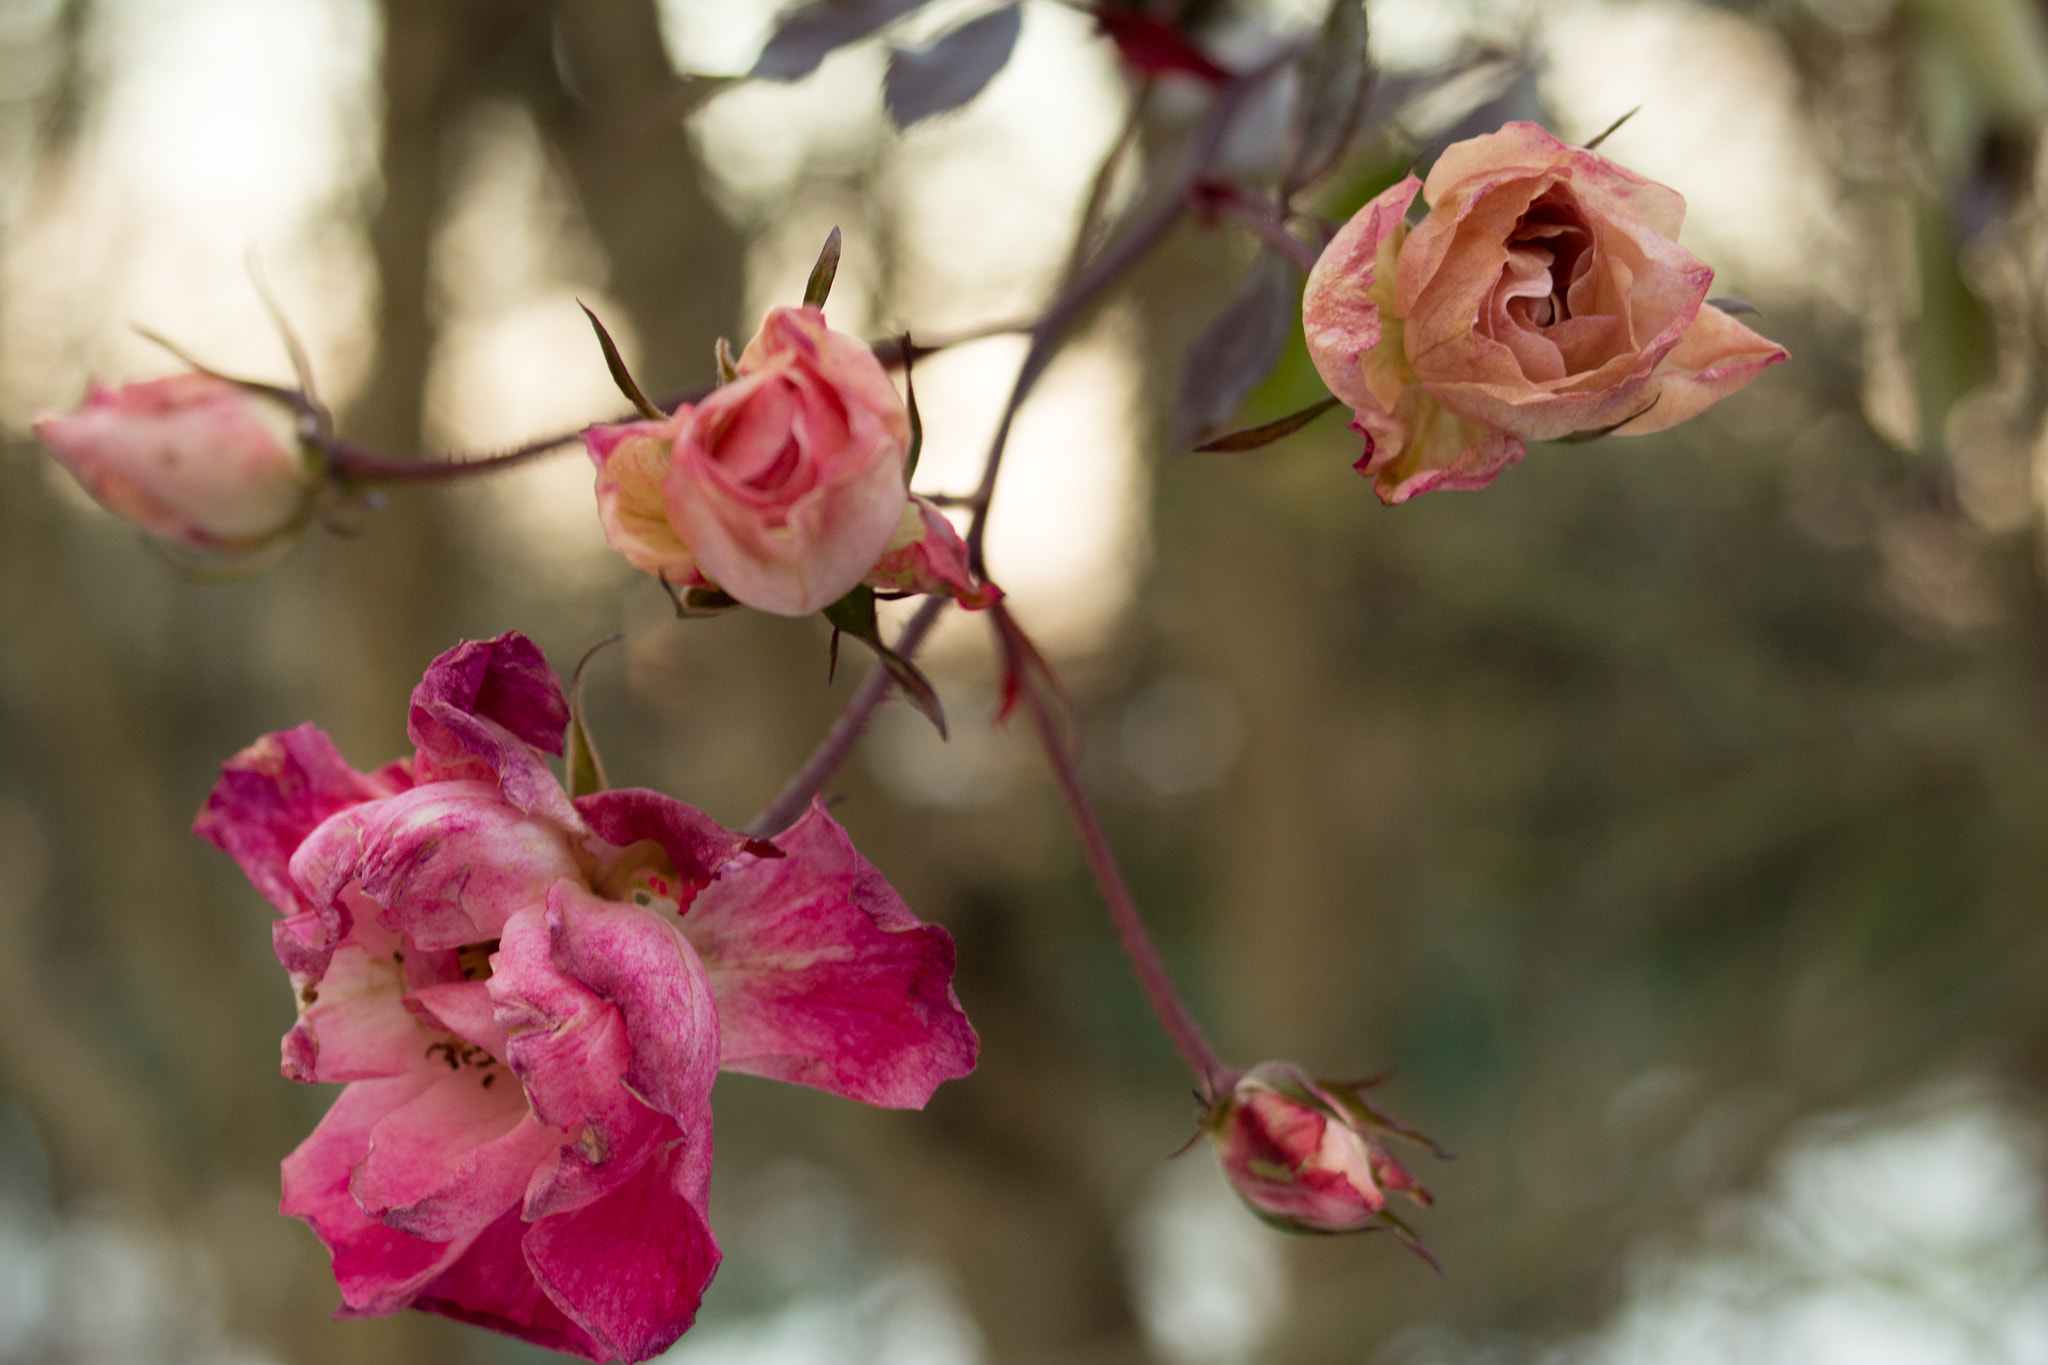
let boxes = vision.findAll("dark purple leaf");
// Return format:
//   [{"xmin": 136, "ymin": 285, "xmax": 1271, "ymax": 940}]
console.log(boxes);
[
  {"xmin": 884, "ymin": 4, "xmax": 1022, "ymax": 129},
  {"xmin": 1172, "ymin": 251, "xmax": 1298, "ymax": 451},
  {"xmin": 1284, "ymin": 1, "xmax": 1371, "ymax": 196},
  {"xmin": 752, "ymin": 0, "xmax": 934, "ymax": 81}
]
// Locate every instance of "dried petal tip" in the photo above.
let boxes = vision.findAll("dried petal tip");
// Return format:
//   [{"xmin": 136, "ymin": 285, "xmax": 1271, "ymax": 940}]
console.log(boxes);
[{"xmin": 1207, "ymin": 1062, "xmax": 1438, "ymax": 1240}]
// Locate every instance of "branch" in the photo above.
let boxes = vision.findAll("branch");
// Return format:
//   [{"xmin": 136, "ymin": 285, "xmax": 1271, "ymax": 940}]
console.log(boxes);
[
  {"xmin": 994, "ymin": 604, "xmax": 1231, "ymax": 1097},
  {"xmin": 746, "ymin": 595, "xmax": 950, "ymax": 837}
]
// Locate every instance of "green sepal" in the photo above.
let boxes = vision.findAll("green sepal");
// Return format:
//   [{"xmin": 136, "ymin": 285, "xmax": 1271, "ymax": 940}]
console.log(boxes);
[
  {"xmin": 580, "ymin": 302, "xmax": 665, "ymax": 420},
  {"xmin": 902, "ymin": 333, "xmax": 924, "ymax": 482},
  {"xmin": 803, "ymin": 226, "xmax": 842, "ymax": 310},
  {"xmin": 657, "ymin": 575, "xmax": 741, "ymax": 619},
  {"xmin": 715, "ymin": 336, "xmax": 740, "ymax": 386},
  {"xmin": 1582, "ymin": 106, "xmax": 1639, "ymax": 151},
  {"xmin": 1192, "ymin": 395, "xmax": 1342, "ymax": 452},
  {"xmin": 824, "ymin": 585, "xmax": 947, "ymax": 737},
  {"xmin": 1555, "ymin": 393, "xmax": 1660, "ymax": 444},
  {"xmin": 566, "ymin": 635, "xmax": 621, "ymax": 799}
]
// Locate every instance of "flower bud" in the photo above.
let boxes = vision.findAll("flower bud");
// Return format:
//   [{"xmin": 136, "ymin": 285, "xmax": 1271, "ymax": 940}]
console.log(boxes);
[
  {"xmin": 1208, "ymin": 1062, "xmax": 1432, "ymax": 1236},
  {"xmin": 34, "ymin": 372, "xmax": 312, "ymax": 552}
]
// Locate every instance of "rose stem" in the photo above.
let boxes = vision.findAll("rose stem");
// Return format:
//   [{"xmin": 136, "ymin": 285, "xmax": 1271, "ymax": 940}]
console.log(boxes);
[
  {"xmin": 745, "ymin": 595, "xmax": 949, "ymax": 839},
  {"xmin": 995, "ymin": 606, "xmax": 1234, "ymax": 1098}
]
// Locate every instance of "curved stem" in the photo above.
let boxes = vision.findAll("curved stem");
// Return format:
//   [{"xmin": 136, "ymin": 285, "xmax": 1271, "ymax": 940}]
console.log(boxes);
[
  {"xmin": 320, "ymin": 429, "xmax": 589, "ymax": 486},
  {"xmin": 746, "ymin": 595, "xmax": 950, "ymax": 837},
  {"xmin": 997, "ymin": 607, "xmax": 1231, "ymax": 1096}
]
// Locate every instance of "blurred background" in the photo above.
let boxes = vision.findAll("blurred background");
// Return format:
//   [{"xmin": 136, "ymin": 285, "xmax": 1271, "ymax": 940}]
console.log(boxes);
[{"xmin": 1, "ymin": 0, "xmax": 2046, "ymax": 1361}]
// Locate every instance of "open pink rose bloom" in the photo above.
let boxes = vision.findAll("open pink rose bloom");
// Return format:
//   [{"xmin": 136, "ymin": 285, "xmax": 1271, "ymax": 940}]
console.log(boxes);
[
  {"xmin": 583, "ymin": 306, "xmax": 992, "ymax": 616},
  {"xmin": 194, "ymin": 633, "xmax": 977, "ymax": 1361},
  {"xmin": 1303, "ymin": 122, "xmax": 1788, "ymax": 504}
]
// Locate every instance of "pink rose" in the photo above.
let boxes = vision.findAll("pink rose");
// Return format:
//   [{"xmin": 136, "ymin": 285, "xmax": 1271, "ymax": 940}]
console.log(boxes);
[
  {"xmin": 1303, "ymin": 122, "xmax": 1788, "ymax": 504},
  {"xmin": 863, "ymin": 495, "xmax": 1001, "ymax": 609},
  {"xmin": 195, "ymin": 633, "xmax": 977, "ymax": 1361},
  {"xmin": 584, "ymin": 306, "xmax": 912, "ymax": 615},
  {"xmin": 1209, "ymin": 1064, "xmax": 1430, "ymax": 1236},
  {"xmin": 33, "ymin": 372, "xmax": 312, "ymax": 550}
]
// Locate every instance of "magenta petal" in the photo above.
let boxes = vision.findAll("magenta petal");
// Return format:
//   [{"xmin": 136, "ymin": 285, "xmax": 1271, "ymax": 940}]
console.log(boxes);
[
  {"xmin": 523, "ymin": 1138, "xmax": 722, "ymax": 1363},
  {"xmin": 684, "ymin": 800, "xmax": 977, "ymax": 1108},
  {"xmin": 491, "ymin": 905, "xmax": 711, "ymax": 1219},
  {"xmin": 301, "ymin": 782, "xmax": 581, "ymax": 950},
  {"xmin": 351, "ymin": 1073, "xmax": 556, "ymax": 1241},
  {"xmin": 280, "ymin": 1073, "xmax": 477, "ymax": 1316},
  {"xmin": 194, "ymin": 724, "xmax": 401, "ymax": 918},
  {"xmin": 409, "ymin": 633, "xmax": 569, "ymax": 760},
  {"xmin": 575, "ymin": 788, "xmax": 752, "ymax": 911},
  {"xmin": 413, "ymin": 1209, "xmax": 606, "ymax": 1362}
]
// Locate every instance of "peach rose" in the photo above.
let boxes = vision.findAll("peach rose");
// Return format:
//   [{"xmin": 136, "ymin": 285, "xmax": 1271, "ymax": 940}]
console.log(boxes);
[
  {"xmin": 34, "ymin": 372, "xmax": 312, "ymax": 550},
  {"xmin": 584, "ymin": 306, "xmax": 910, "ymax": 616},
  {"xmin": 1304, "ymin": 122, "xmax": 1787, "ymax": 504}
]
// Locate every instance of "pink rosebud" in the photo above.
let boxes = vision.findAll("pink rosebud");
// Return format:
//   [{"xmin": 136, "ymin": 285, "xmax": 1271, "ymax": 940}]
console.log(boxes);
[
  {"xmin": 195, "ymin": 633, "xmax": 976, "ymax": 1361},
  {"xmin": 863, "ymin": 495, "xmax": 1001, "ymax": 610},
  {"xmin": 1209, "ymin": 1063, "xmax": 1432, "ymax": 1237},
  {"xmin": 1303, "ymin": 122, "xmax": 1788, "ymax": 504},
  {"xmin": 583, "ymin": 306, "xmax": 911, "ymax": 616},
  {"xmin": 34, "ymin": 372, "xmax": 312, "ymax": 550}
]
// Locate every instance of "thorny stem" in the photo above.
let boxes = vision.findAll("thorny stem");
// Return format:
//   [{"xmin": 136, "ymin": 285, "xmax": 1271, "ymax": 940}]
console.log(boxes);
[
  {"xmin": 996, "ymin": 607, "xmax": 1232, "ymax": 1097},
  {"xmin": 745, "ymin": 596, "xmax": 949, "ymax": 838},
  {"xmin": 746, "ymin": 51, "xmax": 1301, "ymax": 1090}
]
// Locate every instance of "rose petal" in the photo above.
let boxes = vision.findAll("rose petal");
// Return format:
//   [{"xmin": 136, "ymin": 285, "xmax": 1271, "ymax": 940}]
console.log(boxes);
[
  {"xmin": 283, "ymin": 929, "xmax": 428, "ymax": 1083},
  {"xmin": 522, "ymin": 1137, "xmax": 721, "ymax": 1364},
  {"xmin": 584, "ymin": 417, "xmax": 703, "ymax": 584},
  {"xmin": 862, "ymin": 496, "xmax": 1000, "ymax": 609},
  {"xmin": 1353, "ymin": 390, "xmax": 1527, "ymax": 506},
  {"xmin": 350, "ymin": 1070, "xmax": 555, "ymax": 1242},
  {"xmin": 280, "ymin": 1073, "xmax": 477, "ymax": 1317},
  {"xmin": 294, "ymin": 781, "xmax": 580, "ymax": 951},
  {"xmin": 575, "ymin": 788, "xmax": 750, "ymax": 912},
  {"xmin": 408, "ymin": 635, "xmax": 582, "ymax": 828},
  {"xmin": 682, "ymin": 800, "xmax": 977, "ymax": 1109},
  {"xmin": 407, "ymin": 980, "xmax": 513, "ymax": 1063},
  {"xmin": 194, "ymin": 724, "xmax": 401, "ymax": 919},
  {"xmin": 1304, "ymin": 175, "xmax": 1419, "ymax": 413},
  {"xmin": 1620, "ymin": 299, "xmax": 1790, "ymax": 435},
  {"xmin": 412, "ymin": 1208, "xmax": 605, "ymax": 1362}
]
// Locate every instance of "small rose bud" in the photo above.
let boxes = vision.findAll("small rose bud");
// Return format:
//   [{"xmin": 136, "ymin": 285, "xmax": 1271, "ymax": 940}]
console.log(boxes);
[
  {"xmin": 34, "ymin": 372, "xmax": 312, "ymax": 552},
  {"xmin": 1209, "ymin": 1062, "xmax": 1432, "ymax": 1236},
  {"xmin": 583, "ymin": 306, "xmax": 912, "ymax": 617}
]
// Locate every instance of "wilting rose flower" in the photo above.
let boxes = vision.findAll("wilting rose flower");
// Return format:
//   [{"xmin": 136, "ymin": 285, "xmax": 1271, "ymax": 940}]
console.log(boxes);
[
  {"xmin": 33, "ymin": 372, "xmax": 312, "ymax": 550},
  {"xmin": 1303, "ymin": 122, "xmax": 1787, "ymax": 504},
  {"xmin": 585, "ymin": 306, "xmax": 913, "ymax": 616},
  {"xmin": 1209, "ymin": 1063, "xmax": 1431, "ymax": 1236},
  {"xmin": 194, "ymin": 633, "xmax": 976, "ymax": 1362}
]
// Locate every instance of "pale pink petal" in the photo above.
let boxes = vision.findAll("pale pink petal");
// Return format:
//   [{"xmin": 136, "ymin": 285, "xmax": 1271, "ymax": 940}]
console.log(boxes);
[
  {"xmin": 283, "ymin": 935, "xmax": 429, "ymax": 1083},
  {"xmin": 194, "ymin": 723, "xmax": 401, "ymax": 919},
  {"xmin": 412, "ymin": 1209, "xmax": 605, "ymax": 1361},
  {"xmin": 522, "ymin": 1138, "xmax": 721, "ymax": 1364},
  {"xmin": 293, "ymin": 781, "xmax": 580, "ymax": 950},
  {"xmin": 682, "ymin": 800, "xmax": 976, "ymax": 1108},
  {"xmin": 351, "ymin": 1071, "xmax": 555, "ymax": 1241},
  {"xmin": 1304, "ymin": 175, "xmax": 1419, "ymax": 412},
  {"xmin": 407, "ymin": 980, "xmax": 512, "ymax": 1062},
  {"xmin": 280, "ymin": 1073, "xmax": 477, "ymax": 1316},
  {"xmin": 1619, "ymin": 301, "xmax": 1789, "ymax": 435}
]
